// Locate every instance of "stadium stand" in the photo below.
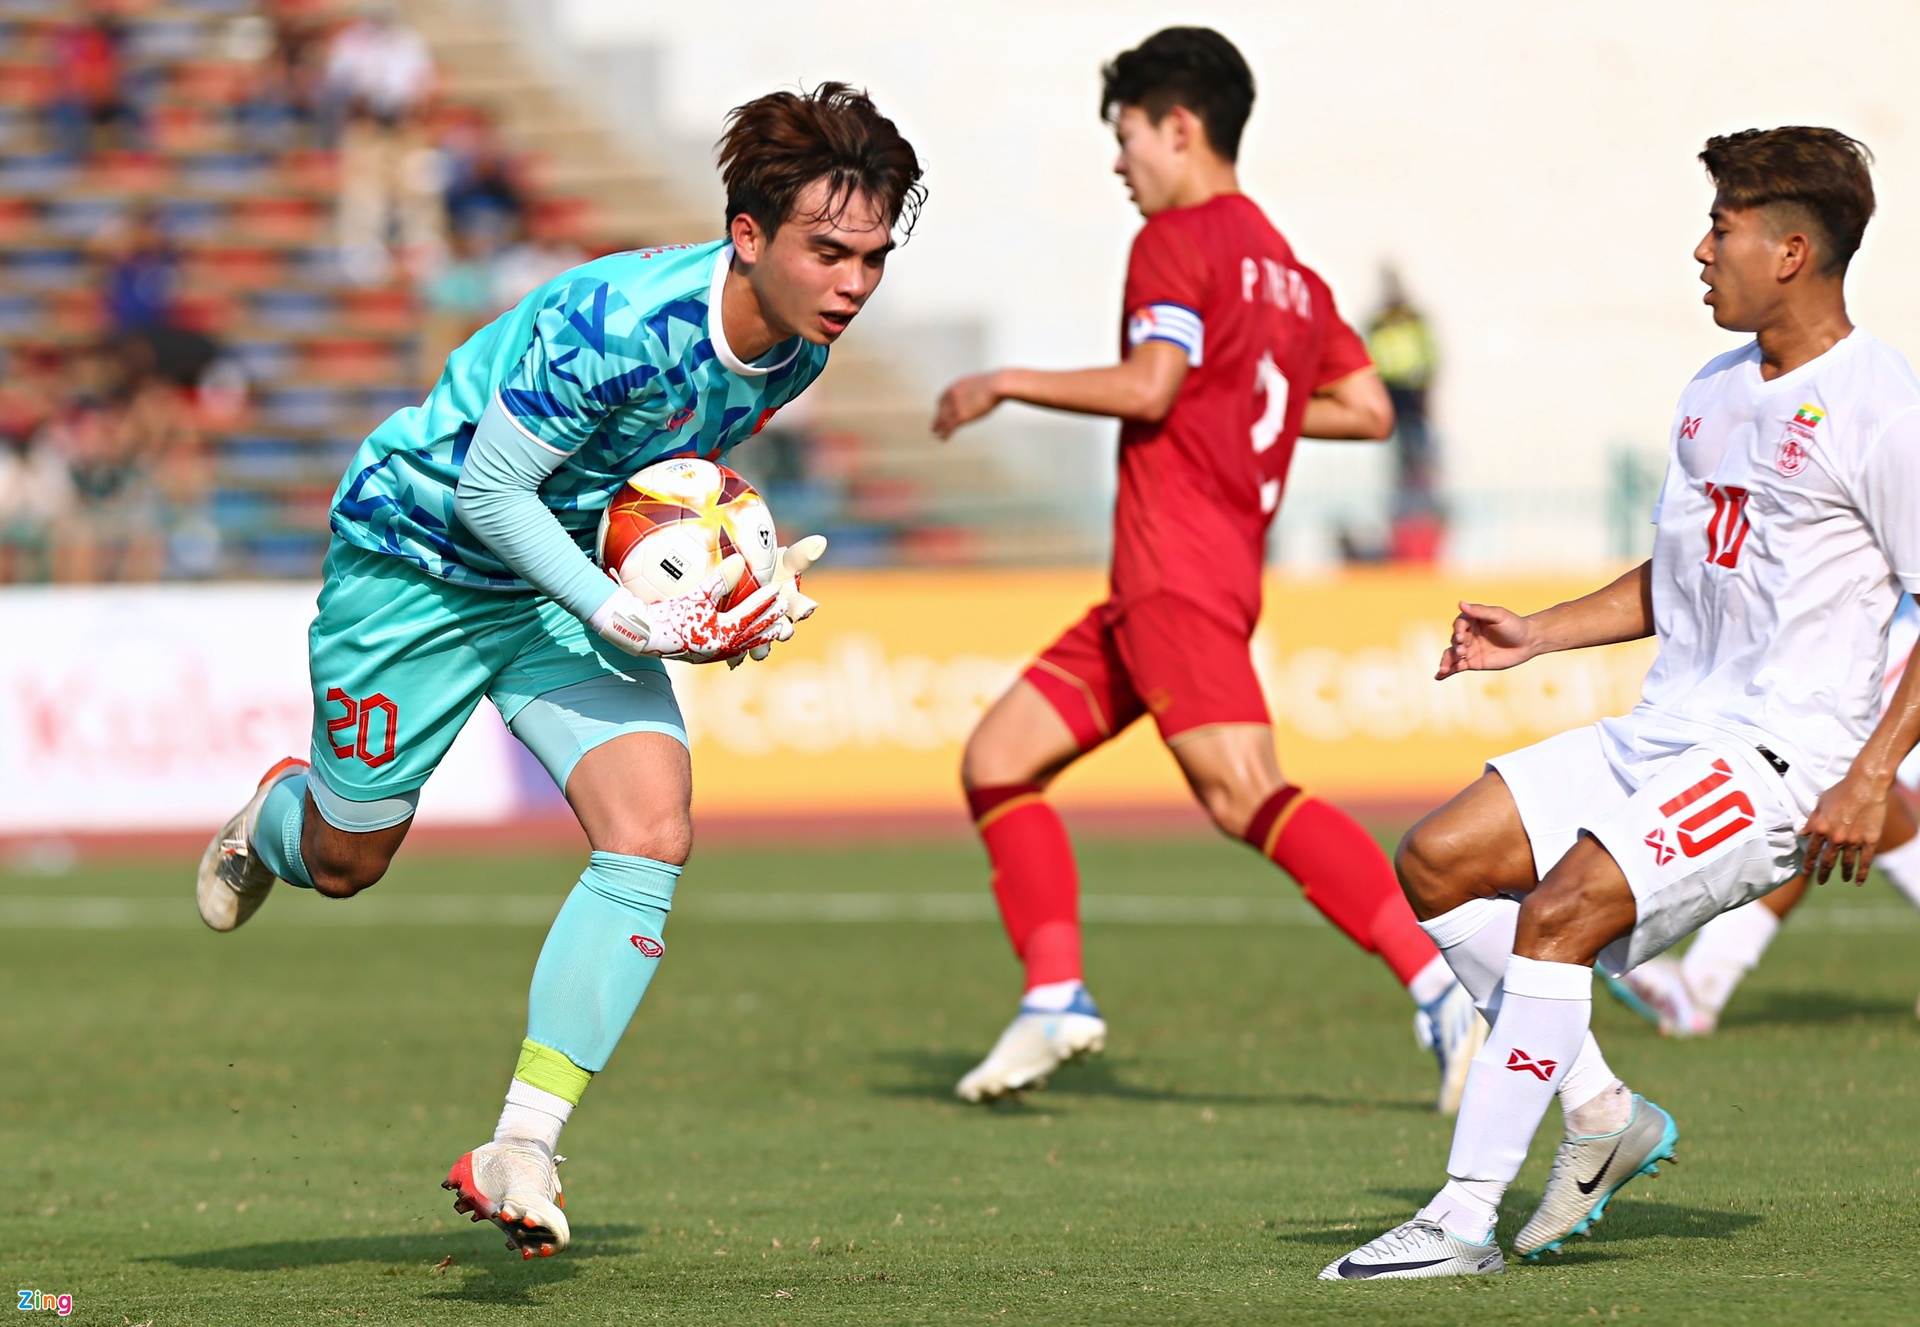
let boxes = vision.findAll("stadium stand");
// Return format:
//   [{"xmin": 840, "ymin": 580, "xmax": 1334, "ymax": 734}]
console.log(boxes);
[{"xmin": 0, "ymin": 0, "xmax": 1095, "ymax": 583}]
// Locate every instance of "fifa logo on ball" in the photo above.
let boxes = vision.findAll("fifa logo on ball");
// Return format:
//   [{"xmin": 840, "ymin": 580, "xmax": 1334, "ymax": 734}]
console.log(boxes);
[{"xmin": 15, "ymin": 1290, "xmax": 74, "ymax": 1317}]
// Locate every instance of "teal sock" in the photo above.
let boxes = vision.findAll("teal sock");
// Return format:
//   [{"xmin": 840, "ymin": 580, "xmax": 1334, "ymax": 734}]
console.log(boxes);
[
  {"xmin": 251, "ymin": 772, "xmax": 315, "ymax": 890},
  {"xmin": 525, "ymin": 851, "xmax": 679, "ymax": 1073}
]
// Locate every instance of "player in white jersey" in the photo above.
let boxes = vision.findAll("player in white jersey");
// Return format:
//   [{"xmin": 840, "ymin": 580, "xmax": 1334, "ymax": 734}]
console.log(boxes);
[
  {"xmin": 1327, "ymin": 126, "xmax": 1920, "ymax": 1280},
  {"xmin": 1608, "ymin": 595, "xmax": 1920, "ymax": 1034}
]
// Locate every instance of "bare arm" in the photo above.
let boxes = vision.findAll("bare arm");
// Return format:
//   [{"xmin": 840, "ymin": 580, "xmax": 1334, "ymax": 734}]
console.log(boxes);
[
  {"xmin": 1300, "ymin": 367, "xmax": 1394, "ymax": 441},
  {"xmin": 1802, "ymin": 629, "xmax": 1920, "ymax": 883},
  {"xmin": 1435, "ymin": 560, "xmax": 1654, "ymax": 680},
  {"xmin": 932, "ymin": 340, "xmax": 1189, "ymax": 439}
]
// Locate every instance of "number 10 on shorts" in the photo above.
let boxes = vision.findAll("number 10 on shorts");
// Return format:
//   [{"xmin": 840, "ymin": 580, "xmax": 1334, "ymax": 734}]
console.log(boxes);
[
  {"xmin": 326, "ymin": 688, "xmax": 400, "ymax": 768},
  {"xmin": 1643, "ymin": 757, "xmax": 1755, "ymax": 866}
]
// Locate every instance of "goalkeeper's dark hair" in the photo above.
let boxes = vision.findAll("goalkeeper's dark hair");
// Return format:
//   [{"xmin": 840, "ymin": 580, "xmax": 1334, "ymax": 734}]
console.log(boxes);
[
  {"xmin": 1701, "ymin": 126, "xmax": 1875, "ymax": 276},
  {"xmin": 1101, "ymin": 27, "xmax": 1255, "ymax": 163},
  {"xmin": 717, "ymin": 82, "xmax": 925, "ymax": 242}
]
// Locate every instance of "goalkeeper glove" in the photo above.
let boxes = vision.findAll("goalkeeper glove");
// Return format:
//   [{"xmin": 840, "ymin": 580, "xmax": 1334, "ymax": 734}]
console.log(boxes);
[
  {"xmin": 589, "ymin": 555, "xmax": 791, "ymax": 663},
  {"xmin": 728, "ymin": 534, "xmax": 829, "ymax": 668}
]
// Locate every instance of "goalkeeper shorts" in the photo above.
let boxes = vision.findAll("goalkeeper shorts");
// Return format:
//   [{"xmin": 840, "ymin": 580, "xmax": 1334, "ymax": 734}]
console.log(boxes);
[{"xmin": 305, "ymin": 538, "xmax": 686, "ymax": 828}]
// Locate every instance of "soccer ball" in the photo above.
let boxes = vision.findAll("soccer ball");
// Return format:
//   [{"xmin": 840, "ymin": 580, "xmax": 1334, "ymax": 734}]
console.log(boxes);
[{"xmin": 596, "ymin": 457, "xmax": 778, "ymax": 607}]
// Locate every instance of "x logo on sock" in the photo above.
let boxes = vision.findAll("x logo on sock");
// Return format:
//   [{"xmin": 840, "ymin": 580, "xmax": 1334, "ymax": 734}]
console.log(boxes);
[{"xmin": 1506, "ymin": 1049, "xmax": 1557, "ymax": 1080}]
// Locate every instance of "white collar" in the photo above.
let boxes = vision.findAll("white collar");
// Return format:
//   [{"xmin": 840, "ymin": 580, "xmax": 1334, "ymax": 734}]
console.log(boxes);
[{"xmin": 708, "ymin": 243, "xmax": 801, "ymax": 377}]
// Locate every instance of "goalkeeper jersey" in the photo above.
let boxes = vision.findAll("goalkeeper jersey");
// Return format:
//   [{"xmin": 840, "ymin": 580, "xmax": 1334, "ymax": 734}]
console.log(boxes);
[{"xmin": 329, "ymin": 240, "xmax": 827, "ymax": 592}]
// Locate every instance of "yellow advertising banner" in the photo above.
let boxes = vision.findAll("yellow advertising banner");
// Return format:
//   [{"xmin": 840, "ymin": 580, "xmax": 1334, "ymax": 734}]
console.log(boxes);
[{"xmin": 666, "ymin": 569, "xmax": 1657, "ymax": 817}]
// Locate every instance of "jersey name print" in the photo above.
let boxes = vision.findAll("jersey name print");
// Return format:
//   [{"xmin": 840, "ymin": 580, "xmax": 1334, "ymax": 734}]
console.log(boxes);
[
  {"xmin": 1599, "ymin": 329, "xmax": 1920, "ymax": 806},
  {"xmin": 1108, "ymin": 193, "xmax": 1371, "ymax": 632},
  {"xmin": 328, "ymin": 240, "xmax": 828, "ymax": 592}
]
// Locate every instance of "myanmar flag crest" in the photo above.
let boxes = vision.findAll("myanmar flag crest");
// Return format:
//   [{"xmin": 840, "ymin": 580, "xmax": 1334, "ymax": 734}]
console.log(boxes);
[{"xmin": 1793, "ymin": 403, "xmax": 1825, "ymax": 429}]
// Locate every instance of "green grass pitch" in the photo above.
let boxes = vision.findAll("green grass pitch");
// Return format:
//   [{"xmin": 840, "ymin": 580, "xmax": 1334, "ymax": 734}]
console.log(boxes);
[{"xmin": 6, "ymin": 833, "xmax": 1920, "ymax": 1324}]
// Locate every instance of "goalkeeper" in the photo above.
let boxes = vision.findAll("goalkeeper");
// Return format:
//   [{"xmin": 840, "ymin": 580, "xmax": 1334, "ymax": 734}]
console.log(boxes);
[{"xmin": 194, "ymin": 84, "xmax": 923, "ymax": 1260}]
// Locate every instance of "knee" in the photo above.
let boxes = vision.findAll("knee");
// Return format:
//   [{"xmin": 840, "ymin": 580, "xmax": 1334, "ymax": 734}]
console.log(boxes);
[
  {"xmin": 594, "ymin": 808, "xmax": 694, "ymax": 868},
  {"xmin": 1514, "ymin": 851, "xmax": 1634, "ymax": 965},
  {"xmin": 1394, "ymin": 818, "xmax": 1475, "ymax": 919},
  {"xmin": 1197, "ymin": 774, "xmax": 1274, "ymax": 841},
  {"xmin": 305, "ymin": 850, "xmax": 390, "ymax": 900},
  {"xmin": 961, "ymin": 727, "xmax": 1034, "ymax": 792}
]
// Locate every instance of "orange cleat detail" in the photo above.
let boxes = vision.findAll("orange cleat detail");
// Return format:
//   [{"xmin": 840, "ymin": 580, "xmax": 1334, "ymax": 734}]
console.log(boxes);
[{"xmin": 258, "ymin": 756, "xmax": 310, "ymax": 790}]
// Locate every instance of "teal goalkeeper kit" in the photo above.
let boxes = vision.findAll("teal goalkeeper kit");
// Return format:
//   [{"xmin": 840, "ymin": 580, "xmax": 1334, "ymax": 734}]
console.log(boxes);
[{"xmin": 308, "ymin": 239, "xmax": 825, "ymax": 822}]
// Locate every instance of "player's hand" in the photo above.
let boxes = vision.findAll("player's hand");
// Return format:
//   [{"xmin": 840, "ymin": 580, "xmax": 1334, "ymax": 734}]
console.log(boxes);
[
  {"xmin": 725, "ymin": 535, "xmax": 830, "ymax": 669},
  {"xmin": 1435, "ymin": 602, "xmax": 1536, "ymax": 680},
  {"xmin": 1802, "ymin": 766, "xmax": 1890, "ymax": 885},
  {"xmin": 589, "ymin": 557, "xmax": 792, "ymax": 663},
  {"xmin": 932, "ymin": 372, "xmax": 1003, "ymax": 440}
]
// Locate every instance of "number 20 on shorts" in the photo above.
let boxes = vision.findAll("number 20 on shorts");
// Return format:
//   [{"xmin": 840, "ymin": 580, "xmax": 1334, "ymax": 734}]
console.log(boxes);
[{"xmin": 325, "ymin": 688, "xmax": 400, "ymax": 768}]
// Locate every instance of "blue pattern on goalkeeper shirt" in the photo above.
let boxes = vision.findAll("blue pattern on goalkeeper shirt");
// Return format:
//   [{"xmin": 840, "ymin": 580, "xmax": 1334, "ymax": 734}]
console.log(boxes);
[{"xmin": 328, "ymin": 239, "xmax": 826, "ymax": 590}]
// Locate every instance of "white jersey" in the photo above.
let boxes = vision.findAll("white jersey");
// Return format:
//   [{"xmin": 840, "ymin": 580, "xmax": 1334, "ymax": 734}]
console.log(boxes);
[{"xmin": 1598, "ymin": 329, "xmax": 1920, "ymax": 813}]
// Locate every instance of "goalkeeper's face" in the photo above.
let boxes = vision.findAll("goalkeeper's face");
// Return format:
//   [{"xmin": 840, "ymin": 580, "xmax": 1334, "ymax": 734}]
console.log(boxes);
[{"xmin": 736, "ymin": 180, "xmax": 894, "ymax": 346}]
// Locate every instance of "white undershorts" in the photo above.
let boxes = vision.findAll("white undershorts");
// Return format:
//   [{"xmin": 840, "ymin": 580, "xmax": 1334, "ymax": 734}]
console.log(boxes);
[{"xmin": 1488, "ymin": 725, "xmax": 1803, "ymax": 976}]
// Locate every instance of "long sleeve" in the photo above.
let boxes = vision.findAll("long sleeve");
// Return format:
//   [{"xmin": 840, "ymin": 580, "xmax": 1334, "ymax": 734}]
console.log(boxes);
[{"xmin": 453, "ymin": 394, "xmax": 619, "ymax": 621}]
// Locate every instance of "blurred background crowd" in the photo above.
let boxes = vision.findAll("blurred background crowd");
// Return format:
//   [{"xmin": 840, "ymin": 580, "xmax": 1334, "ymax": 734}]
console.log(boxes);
[
  {"xmin": 0, "ymin": 0, "xmax": 1458, "ymax": 586},
  {"xmin": 0, "ymin": 0, "xmax": 626, "ymax": 583}
]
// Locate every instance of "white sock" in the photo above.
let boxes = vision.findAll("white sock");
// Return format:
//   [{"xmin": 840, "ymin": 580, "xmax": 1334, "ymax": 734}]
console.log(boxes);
[
  {"xmin": 1556, "ymin": 1035, "xmax": 1618, "ymax": 1114},
  {"xmin": 1876, "ymin": 833, "xmax": 1920, "ymax": 909},
  {"xmin": 1021, "ymin": 979, "xmax": 1085, "ymax": 1012},
  {"xmin": 1422, "ymin": 898, "xmax": 1610, "ymax": 1115},
  {"xmin": 1408, "ymin": 954, "xmax": 1455, "ymax": 1007},
  {"xmin": 1445, "ymin": 955, "xmax": 1593, "ymax": 1192},
  {"xmin": 1418, "ymin": 1177, "xmax": 1504, "ymax": 1244},
  {"xmin": 1563, "ymin": 1077, "xmax": 1632, "ymax": 1136},
  {"xmin": 1680, "ymin": 901, "xmax": 1779, "ymax": 1016},
  {"xmin": 1419, "ymin": 896, "xmax": 1520, "ymax": 1020},
  {"xmin": 494, "ymin": 1078, "xmax": 572, "ymax": 1150}
]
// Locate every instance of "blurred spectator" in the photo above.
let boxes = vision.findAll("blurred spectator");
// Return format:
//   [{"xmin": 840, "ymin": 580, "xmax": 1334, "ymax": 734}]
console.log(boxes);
[
  {"xmin": 95, "ymin": 202, "xmax": 179, "ymax": 336},
  {"xmin": 418, "ymin": 228, "xmax": 496, "ymax": 386},
  {"xmin": 489, "ymin": 217, "xmax": 584, "ymax": 311},
  {"xmin": 0, "ymin": 349, "xmax": 74, "ymax": 583},
  {"xmin": 323, "ymin": 6, "xmax": 445, "ymax": 284},
  {"xmin": 443, "ymin": 127, "xmax": 529, "ymax": 250},
  {"xmin": 40, "ymin": 365, "xmax": 213, "ymax": 583},
  {"xmin": 225, "ymin": 14, "xmax": 302, "ymax": 151},
  {"xmin": 44, "ymin": 6, "xmax": 142, "ymax": 159},
  {"xmin": 1365, "ymin": 267, "xmax": 1443, "ymax": 563}
]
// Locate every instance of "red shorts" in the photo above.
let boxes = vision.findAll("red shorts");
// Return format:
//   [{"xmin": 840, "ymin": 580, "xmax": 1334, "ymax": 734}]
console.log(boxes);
[{"xmin": 1023, "ymin": 595, "xmax": 1270, "ymax": 749}]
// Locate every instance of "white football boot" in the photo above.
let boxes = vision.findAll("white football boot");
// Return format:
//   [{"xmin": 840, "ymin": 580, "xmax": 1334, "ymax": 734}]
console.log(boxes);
[
  {"xmin": 1514, "ymin": 1094, "xmax": 1678, "ymax": 1258},
  {"xmin": 1319, "ymin": 1218, "xmax": 1505, "ymax": 1280},
  {"xmin": 196, "ymin": 757, "xmax": 309, "ymax": 932},
  {"xmin": 1605, "ymin": 957, "xmax": 1716, "ymax": 1037},
  {"xmin": 1418, "ymin": 980, "xmax": 1488, "ymax": 1115},
  {"xmin": 954, "ymin": 988, "xmax": 1106, "ymax": 1103},
  {"xmin": 444, "ymin": 1139, "xmax": 570, "ymax": 1259}
]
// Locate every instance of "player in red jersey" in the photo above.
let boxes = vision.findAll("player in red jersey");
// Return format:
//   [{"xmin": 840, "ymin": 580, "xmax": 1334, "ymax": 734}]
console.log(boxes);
[{"xmin": 932, "ymin": 27, "xmax": 1482, "ymax": 1110}]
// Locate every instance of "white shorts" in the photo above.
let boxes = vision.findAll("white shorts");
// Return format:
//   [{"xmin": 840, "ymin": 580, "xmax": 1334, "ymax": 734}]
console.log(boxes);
[{"xmin": 1488, "ymin": 725, "xmax": 1803, "ymax": 975}]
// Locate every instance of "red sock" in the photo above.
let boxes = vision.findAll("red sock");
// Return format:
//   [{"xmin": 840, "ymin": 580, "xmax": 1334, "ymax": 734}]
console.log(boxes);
[
  {"xmin": 1242, "ymin": 786, "xmax": 1439, "ymax": 986},
  {"xmin": 967, "ymin": 783, "xmax": 1081, "ymax": 988}
]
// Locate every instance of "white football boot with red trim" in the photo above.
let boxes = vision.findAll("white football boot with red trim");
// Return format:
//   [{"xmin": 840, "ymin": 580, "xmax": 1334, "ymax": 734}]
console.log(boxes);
[
  {"xmin": 196, "ymin": 757, "xmax": 309, "ymax": 932},
  {"xmin": 444, "ymin": 1140, "xmax": 570, "ymax": 1259}
]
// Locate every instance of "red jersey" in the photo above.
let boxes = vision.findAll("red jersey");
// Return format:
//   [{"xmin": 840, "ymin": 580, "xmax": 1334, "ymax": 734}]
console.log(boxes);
[{"xmin": 1109, "ymin": 193, "xmax": 1371, "ymax": 632}]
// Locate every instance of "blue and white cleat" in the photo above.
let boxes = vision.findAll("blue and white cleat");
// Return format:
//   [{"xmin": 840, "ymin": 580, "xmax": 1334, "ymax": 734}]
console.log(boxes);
[
  {"xmin": 1318, "ymin": 1218, "xmax": 1504, "ymax": 1280},
  {"xmin": 1418, "ymin": 979, "xmax": 1488, "ymax": 1115},
  {"xmin": 1514, "ymin": 1094, "xmax": 1678, "ymax": 1258},
  {"xmin": 954, "ymin": 988, "xmax": 1106, "ymax": 1103}
]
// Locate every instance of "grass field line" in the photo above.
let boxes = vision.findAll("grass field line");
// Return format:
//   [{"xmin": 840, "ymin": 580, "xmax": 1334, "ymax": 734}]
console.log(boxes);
[{"xmin": 4, "ymin": 891, "xmax": 1918, "ymax": 930}]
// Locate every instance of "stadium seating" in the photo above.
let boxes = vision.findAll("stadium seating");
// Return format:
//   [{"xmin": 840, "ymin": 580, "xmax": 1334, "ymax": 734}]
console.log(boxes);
[{"xmin": 0, "ymin": 0, "xmax": 1096, "ymax": 579}]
